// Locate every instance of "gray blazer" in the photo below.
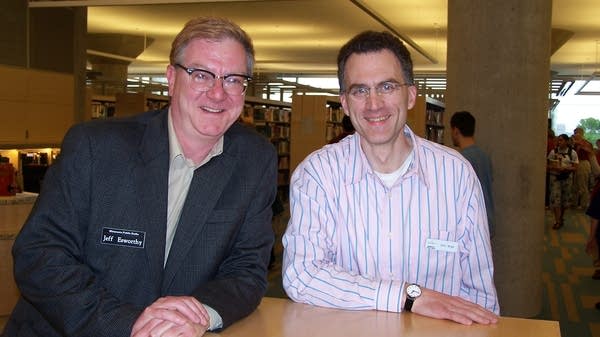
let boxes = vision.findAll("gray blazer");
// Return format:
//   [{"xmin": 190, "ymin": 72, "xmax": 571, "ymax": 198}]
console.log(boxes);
[{"xmin": 3, "ymin": 109, "xmax": 277, "ymax": 337}]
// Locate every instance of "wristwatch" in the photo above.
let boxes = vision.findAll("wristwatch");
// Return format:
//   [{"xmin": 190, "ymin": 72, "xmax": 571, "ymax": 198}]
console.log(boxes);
[{"xmin": 404, "ymin": 283, "xmax": 422, "ymax": 312}]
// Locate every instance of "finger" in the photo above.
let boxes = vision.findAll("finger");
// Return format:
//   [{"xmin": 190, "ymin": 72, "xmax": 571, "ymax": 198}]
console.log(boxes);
[
  {"xmin": 447, "ymin": 300, "xmax": 498, "ymax": 324},
  {"xmin": 154, "ymin": 297, "xmax": 209, "ymax": 325},
  {"xmin": 181, "ymin": 298, "xmax": 210, "ymax": 325},
  {"xmin": 161, "ymin": 319, "xmax": 209, "ymax": 337},
  {"xmin": 147, "ymin": 319, "xmax": 177, "ymax": 337},
  {"xmin": 131, "ymin": 318, "xmax": 169, "ymax": 337},
  {"xmin": 132, "ymin": 309, "xmax": 167, "ymax": 335}
]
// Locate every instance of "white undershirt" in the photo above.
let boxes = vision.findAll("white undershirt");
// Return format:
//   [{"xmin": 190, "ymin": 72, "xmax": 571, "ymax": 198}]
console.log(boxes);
[{"xmin": 374, "ymin": 149, "xmax": 414, "ymax": 188}]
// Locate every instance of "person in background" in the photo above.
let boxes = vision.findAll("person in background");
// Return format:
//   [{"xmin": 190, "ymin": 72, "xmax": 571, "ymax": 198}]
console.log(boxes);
[
  {"xmin": 282, "ymin": 30, "xmax": 499, "ymax": 325},
  {"xmin": 596, "ymin": 139, "xmax": 600, "ymax": 165},
  {"xmin": 547, "ymin": 129, "xmax": 557, "ymax": 155},
  {"xmin": 450, "ymin": 110, "xmax": 495, "ymax": 238},
  {"xmin": 572, "ymin": 127, "xmax": 594, "ymax": 209},
  {"xmin": 585, "ymin": 183, "xmax": 600, "ymax": 281},
  {"xmin": 328, "ymin": 114, "xmax": 355, "ymax": 144},
  {"xmin": 3, "ymin": 17, "xmax": 277, "ymax": 337},
  {"xmin": 547, "ymin": 134, "xmax": 579, "ymax": 230},
  {"xmin": 546, "ymin": 129, "xmax": 557, "ymax": 207}
]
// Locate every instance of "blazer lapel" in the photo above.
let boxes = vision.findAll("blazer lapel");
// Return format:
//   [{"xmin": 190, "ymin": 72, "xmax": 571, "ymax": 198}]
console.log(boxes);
[
  {"xmin": 136, "ymin": 111, "xmax": 170, "ymax": 285},
  {"xmin": 161, "ymin": 149, "xmax": 236, "ymax": 291}
]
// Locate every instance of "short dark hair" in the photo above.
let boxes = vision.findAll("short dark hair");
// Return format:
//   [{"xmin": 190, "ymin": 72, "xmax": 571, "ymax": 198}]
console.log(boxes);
[
  {"xmin": 450, "ymin": 111, "xmax": 476, "ymax": 137},
  {"xmin": 341, "ymin": 115, "xmax": 354, "ymax": 132},
  {"xmin": 337, "ymin": 31, "xmax": 413, "ymax": 92}
]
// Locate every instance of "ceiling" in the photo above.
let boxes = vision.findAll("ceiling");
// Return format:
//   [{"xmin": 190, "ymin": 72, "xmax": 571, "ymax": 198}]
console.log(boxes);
[{"xmin": 29, "ymin": 0, "xmax": 600, "ymax": 80}]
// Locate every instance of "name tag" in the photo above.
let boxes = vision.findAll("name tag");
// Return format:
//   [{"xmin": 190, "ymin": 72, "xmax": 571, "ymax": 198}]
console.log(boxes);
[
  {"xmin": 425, "ymin": 238, "xmax": 458, "ymax": 253},
  {"xmin": 101, "ymin": 227, "xmax": 145, "ymax": 249}
]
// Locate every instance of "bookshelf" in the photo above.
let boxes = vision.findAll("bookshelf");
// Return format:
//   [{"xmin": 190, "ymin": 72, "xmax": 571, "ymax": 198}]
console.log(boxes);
[
  {"xmin": 407, "ymin": 95, "xmax": 445, "ymax": 144},
  {"xmin": 242, "ymin": 96, "xmax": 292, "ymax": 200},
  {"xmin": 290, "ymin": 94, "xmax": 341, "ymax": 174},
  {"xmin": 115, "ymin": 92, "xmax": 170, "ymax": 117},
  {"xmin": 89, "ymin": 94, "xmax": 116, "ymax": 119},
  {"xmin": 325, "ymin": 102, "xmax": 345, "ymax": 143}
]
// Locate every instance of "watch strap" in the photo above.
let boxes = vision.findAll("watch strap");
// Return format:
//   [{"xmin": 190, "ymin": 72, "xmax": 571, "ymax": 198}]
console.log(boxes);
[{"xmin": 404, "ymin": 296, "xmax": 416, "ymax": 312}]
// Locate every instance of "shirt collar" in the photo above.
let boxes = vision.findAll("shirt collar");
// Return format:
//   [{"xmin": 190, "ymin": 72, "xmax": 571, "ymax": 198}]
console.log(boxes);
[{"xmin": 168, "ymin": 109, "xmax": 224, "ymax": 168}]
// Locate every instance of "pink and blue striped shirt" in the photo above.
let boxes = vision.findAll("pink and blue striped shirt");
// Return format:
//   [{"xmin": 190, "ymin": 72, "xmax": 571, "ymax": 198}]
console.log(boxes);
[{"xmin": 282, "ymin": 126, "xmax": 499, "ymax": 313}]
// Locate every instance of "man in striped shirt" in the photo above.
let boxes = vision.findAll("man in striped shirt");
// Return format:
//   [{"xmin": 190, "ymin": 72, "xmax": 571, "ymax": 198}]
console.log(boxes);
[{"xmin": 282, "ymin": 30, "xmax": 499, "ymax": 325}]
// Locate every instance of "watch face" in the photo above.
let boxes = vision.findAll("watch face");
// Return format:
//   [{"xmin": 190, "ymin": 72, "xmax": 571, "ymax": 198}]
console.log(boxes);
[{"xmin": 407, "ymin": 284, "xmax": 421, "ymax": 297}]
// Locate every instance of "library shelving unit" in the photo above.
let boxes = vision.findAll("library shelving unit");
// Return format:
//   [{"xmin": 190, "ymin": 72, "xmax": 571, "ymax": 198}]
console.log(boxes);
[
  {"xmin": 407, "ymin": 95, "xmax": 446, "ymax": 144},
  {"xmin": 242, "ymin": 96, "xmax": 292, "ymax": 200},
  {"xmin": 89, "ymin": 94, "xmax": 116, "ymax": 119},
  {"xmin": 0, "ymin": 65, "xmax": 74, "ymax": 147},
  {"xmin": 115, "ymin": 92, "xmax": 170, "ymax": 117},
  {"xmin": 325, "ymin": 101, "xmax": 345, "ymax": 143},
  {"xmin": 290, "ymin": 94, "xmax": 342, "ymax": 174}
]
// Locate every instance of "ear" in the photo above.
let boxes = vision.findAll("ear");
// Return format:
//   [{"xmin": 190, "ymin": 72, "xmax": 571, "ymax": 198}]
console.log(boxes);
[
  {"xmin": 406, "ymin": 85, "xmax": 417, "ymax": 110},
  {"xmin": 340, "ymin": 93, "xmax": 349, "ymax": 116},
  {"xmin": 166, "ymin": 64, "xmax": 176, "ymax": 96}
]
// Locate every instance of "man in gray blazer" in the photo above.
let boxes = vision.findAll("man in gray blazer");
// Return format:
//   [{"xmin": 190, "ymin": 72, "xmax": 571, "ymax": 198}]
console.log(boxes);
[{"xmin": 3, "ymin": 17, "xmax": 277, "ymax": 337}]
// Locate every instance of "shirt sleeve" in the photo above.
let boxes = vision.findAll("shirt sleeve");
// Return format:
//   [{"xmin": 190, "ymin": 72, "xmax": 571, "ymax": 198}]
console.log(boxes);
[
  {"xmin": 571, "ymin": 149, "xmax": 579, "ymax": 164},
  {"xmin": 204, "ymin": 304, "xmax": 223, "ymax": 330},
  {"xmin": 281, "ymin": 160, "xmax": 406, "ymax": 312},
  {"xmin": 460, "ymin": 171, "xmax": 500, "ymax": 314}
]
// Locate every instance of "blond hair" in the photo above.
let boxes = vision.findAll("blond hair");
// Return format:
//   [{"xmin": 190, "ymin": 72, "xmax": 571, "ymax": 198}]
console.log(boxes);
[{"xmin": 170, "ymin": 17, "xmax": 255, "ymax": 74}]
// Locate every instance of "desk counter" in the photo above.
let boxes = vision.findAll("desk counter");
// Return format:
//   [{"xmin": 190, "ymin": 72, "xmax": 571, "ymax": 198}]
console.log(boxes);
[
  {"xmin": 209, "ymin": 297, "xmax": 560, "ymax": 337},
  {"xmin": 0, "ymin": 193, "xmax": 36, "ymax": 315}
]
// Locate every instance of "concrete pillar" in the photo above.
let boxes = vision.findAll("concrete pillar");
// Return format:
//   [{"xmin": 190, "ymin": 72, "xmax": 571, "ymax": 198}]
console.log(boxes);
[
  {"xmin": 445, "ymin": 1, "xmax": 551, "ymax": 316},
  {"xmin": 28, "ymin": 7, "xmax": 87, "ymax": 123},
  {"xmin": 0, "ymin": 3, "xmax": 87, "ymax": 124}
]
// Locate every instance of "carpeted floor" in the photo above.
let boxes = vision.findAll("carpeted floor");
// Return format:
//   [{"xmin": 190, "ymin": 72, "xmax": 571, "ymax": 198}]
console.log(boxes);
[{"xmin": 536, "ymin": 207, "xmax": 600, "ymax": 337}]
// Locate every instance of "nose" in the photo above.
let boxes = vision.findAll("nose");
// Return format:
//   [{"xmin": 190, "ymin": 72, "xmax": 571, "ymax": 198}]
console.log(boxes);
[
  {"xmin": 206, "ymin": 78, "xmax": 227, "ymax": 100},
  {"xmin": 364, "ymin": 90, "xmax": 383, "ymax": 109}
]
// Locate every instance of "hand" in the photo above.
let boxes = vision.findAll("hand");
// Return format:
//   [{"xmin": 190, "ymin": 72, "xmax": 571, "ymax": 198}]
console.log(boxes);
[
  {"xmin": 411, "ymin": 288, "xmax": 498, "ymax": 325},
  {"xmin": 131, "ymin": 296, "xmax": 210, "ymax": 337}
]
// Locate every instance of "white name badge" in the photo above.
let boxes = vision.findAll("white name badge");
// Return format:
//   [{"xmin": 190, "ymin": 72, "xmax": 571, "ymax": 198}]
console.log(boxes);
[{"xmin": 425, "ymin": 238, "xmax": 458, "ymax": 253}]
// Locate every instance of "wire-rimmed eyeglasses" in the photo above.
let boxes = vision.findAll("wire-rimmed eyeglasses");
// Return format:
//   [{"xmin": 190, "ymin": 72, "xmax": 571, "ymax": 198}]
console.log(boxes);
[
  {"xmin": 174, "ymin": 64, "xmax": 252, "ymax": 95},
  {"xmin": 345, "ymin": 81, "xmax": 412, "ymax": 100}
]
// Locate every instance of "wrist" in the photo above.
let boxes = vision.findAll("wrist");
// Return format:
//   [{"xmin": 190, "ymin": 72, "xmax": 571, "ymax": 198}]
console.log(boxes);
[{"xmin": 403, "ymin": 283, "xmax": 422, "ymax": 312}]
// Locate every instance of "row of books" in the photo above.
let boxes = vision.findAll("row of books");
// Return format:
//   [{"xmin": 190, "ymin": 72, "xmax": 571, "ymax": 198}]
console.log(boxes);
[
  {"xmin": 277, "ymin": 141, "xmax": 290, "ymax": 155},
  {"xmin": 325, "ymin": 124, "xmax": 345, "ymax": 142},
  {"xmin": 426, "ymin": 108, "xmax": 444, "ymax": 126},
  {"xmin": 256, "ymin": 124, "xmax": 290, "ymax": 140},
  {"xmin": 91, "ymin": 102, "xmax": 115, "ymax": 119},
  {"xmin": 327, "ymin": 105, "xmax": 344, "ymax": 123},
  {"xmin": 278, "ymin": 156, "xmax": 289, "ymax": 170},
  {"xmin": 426, "ymin": 126, "xmax": 444, "ymax": 144},
  {"xmin": 252, "ymin": 106, "xmax": 291, "ymax": 123}
]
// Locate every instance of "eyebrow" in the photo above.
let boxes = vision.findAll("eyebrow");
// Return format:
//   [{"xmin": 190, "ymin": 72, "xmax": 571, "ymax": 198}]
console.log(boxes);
[{"xmin": 347, "ymin": 79, "xmax": 402, "ymax": 88}]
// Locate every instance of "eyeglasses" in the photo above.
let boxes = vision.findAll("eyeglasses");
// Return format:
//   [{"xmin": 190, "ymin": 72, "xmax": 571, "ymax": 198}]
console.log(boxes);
[
  {"xmin": 174, "ymin": 64, "xmax": 252, "ymax": 95},
  {"xmin": 345, "ymin": 81, "xmax": 411, "ymax": 100}
]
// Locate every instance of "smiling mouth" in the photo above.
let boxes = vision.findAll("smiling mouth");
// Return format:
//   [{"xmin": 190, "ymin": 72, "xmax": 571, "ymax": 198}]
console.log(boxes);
[
  {"xmin": 365, "ymin": 115, "xmax": 390, "ymax": 122},
  {"xmin": 202, "ymin": 106, "xmax": 224, "ymax": 113}
]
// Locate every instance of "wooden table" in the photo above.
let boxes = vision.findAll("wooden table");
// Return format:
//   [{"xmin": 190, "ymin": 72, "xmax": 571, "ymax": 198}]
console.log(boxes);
[{"xmin": 208, "ymin": 297, "xmax": 560, "ymax": 337}]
